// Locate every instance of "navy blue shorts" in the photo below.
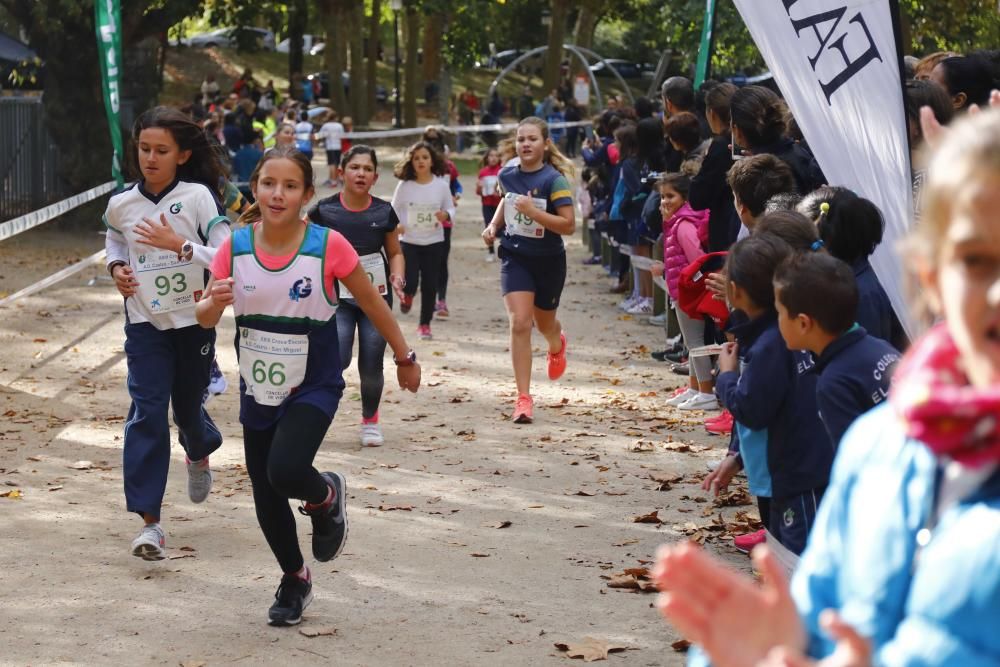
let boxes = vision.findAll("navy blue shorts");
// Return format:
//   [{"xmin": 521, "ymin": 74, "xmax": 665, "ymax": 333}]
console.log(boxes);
[
  {"xmin": 498, "ymin": 246, "xmax": 566, "ymax": 311},
  {"xmin": 769, "ymin": 486, "xmax": 825, "ymax": 555},
  {"xmin": 326, "ymin": 149, "xmax": 342, "ymax": 166}
]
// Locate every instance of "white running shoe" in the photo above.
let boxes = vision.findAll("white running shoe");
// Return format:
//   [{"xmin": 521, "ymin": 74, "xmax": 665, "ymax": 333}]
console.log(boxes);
[
  {"xmin": 617, "ymin": 295, "xmax": 639, "ymax": 311},
  {"xmin": 665, "ymin": 387, "xmax": 698, "ymax": 407},
  {"xmin": 678, "ymin": 392, "xmax": 720, "ymax": 411},
  {"xmin": 485, "ymin": 252, "xmax": 496, "ymax": 263},
  {"xmin": 626, "ymin": 298, "xmax": 653, "ymax": 315},
  {"xmin": 131, "ymin": 523, "xmax": 166, "ymax": 560},
  {"xmin": 360, "ymin": 422, "xmax": 384, "ymax": 447},
  {"xmin": 186, "ymin": 456, "xmax": 213, "ymax": 503},
  {"xmin": 647, "ymin": 313, "xmax": 667, "ymax": 326}
]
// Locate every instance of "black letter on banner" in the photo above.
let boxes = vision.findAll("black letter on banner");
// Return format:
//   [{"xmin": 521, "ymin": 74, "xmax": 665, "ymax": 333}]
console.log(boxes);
[
  {"xmin": 817, "ymin": 13, "xmax": 882, "ymax": 103},
  {"xmin": 788, "ymin": 7, "xmax": 849, "ymax": 69}
]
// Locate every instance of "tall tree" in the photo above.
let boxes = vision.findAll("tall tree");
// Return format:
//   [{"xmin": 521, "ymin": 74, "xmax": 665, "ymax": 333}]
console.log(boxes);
[
  {"xmin": 572, "ymin": 3, "xmax": 601, "ymax": 49},
  {"xmin": 365, "ymin": 0, "xmax": 381, "ymax": 120},
  {"xmin": 421, "ymin": 10, "xmax": 443, "ymax": 100},
  {"xmin": 286, "ymin": 0, "xmax": 307, "ymax": 82},
  {"xmin": 319, "ymin": 0, "xmax": 348, "ymax": 113},
  {"xmin": 403, "ymin": 1, "xmax": 420, "ymax": 128},
  {"xmin": 542, "ymin": 0, "xmax": 571, "ymax": 91},
  {"xmin": 347, "ymin": 0, "xmax": 367, "ymax": 124}
]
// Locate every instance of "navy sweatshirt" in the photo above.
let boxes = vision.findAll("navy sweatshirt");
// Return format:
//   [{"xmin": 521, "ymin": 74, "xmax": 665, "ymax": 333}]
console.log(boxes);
[
  {"xmin": 811, "ymin": 325, "xmax": 901, "ymax": 447},
  {"xmin": 716, "ymin": 312, "xmax": 834, "ymax": 499},
  {"xmin": 854, "ymin": 259, "xmax": 908, "ymax": 351}
]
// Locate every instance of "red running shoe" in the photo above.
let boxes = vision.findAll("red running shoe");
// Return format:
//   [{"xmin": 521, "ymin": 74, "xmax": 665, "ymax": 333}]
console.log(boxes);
[
  {"xmin": 733, "ymin": 529, "xmax": 766, "ymax": 554},
  {"xmin": 512, "ymin": 394, "xmax": 534, "ymax": 424},
  {"xmin": 706, "ymin": 409, "xmax": 734, "ymax": 434},
  {"xmin": 547, "ymin": 332, "xmax": 567, "ymax": 381}
]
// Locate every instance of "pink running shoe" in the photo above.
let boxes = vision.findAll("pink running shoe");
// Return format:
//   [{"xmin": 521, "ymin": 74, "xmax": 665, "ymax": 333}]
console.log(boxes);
[{"xmin": 733, "ymin": 528, "xmax": 766, "ymax": 554}]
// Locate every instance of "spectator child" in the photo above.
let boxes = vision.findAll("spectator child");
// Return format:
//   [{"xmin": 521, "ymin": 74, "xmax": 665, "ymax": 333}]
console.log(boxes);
[
  {"xmin": 774, "ymin": 252, "xmax": 901, "ymax": 446},
  {"xmin": 726, "ymin": 154, "xmax": 796, "ymax": 239},
  {"xmin": 317, "ymin": 110, "xmax": 345, "ymax": 188},
  {"xmin": 477, "ymin": 147, "xmax": 503, "ymax": 261}
]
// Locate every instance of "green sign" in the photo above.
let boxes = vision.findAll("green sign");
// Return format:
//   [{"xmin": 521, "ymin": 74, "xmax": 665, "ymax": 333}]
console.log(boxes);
[
  {"xmin": 694, "ymin": 0, "xmax": 717, "ymax": 89},
  {"xmin": 95, "ymin": 0, "xmax": 124, "ymax": 187}
]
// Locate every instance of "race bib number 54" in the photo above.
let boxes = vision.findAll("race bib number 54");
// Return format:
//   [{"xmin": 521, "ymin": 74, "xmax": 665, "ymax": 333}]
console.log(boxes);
[
  {"xmin": 406, "ymin": 202, "xmax": 440, "ymax": 233},
  {"xmin": 238, "ymin": 328, "xmax": 309, "ymax": 406},
  {"xmin": 503, "ymin": 193, "xmax": 548, "ymax": 238}
]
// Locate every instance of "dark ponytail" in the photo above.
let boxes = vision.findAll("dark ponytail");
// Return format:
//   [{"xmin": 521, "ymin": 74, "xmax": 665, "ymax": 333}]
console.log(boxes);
[{"xmin": 730, "ymin": 86, "xmax": 787, "ymax": 149}]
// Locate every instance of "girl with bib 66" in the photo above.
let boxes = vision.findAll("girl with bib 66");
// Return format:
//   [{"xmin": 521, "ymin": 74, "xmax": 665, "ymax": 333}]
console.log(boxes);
[{"xmin": 196, "ymin": 145, "xmax": 421, "ymax": 627}]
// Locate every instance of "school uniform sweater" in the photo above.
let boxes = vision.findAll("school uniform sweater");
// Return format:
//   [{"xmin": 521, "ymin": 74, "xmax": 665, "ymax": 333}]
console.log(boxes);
[
  {"xmin": 716, "ymin": 312, "xmax": 834, "ymax": 499},
  {"xmin": 811, "ymin": 325, "xmax": 901, "ymax": 447},
  {"xmin": 854, "ymin": 259, "xmax": 908, "ymax": 350}
]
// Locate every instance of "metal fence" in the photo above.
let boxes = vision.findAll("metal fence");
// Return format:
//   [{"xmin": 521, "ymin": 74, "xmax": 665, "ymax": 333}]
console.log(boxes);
[{"xmin": 0, "ymin": 96, "xmax": 64, "ymax": 222}]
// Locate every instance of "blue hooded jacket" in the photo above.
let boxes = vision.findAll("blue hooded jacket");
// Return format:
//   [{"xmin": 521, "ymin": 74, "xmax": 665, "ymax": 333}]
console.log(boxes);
[
  {"xmin": 716, "ymin": 312, "xmax": 834, "ymax": 499},
  {"xmin": 792, "ymin": 404, "xmax": 1000, "ymax": 664}
]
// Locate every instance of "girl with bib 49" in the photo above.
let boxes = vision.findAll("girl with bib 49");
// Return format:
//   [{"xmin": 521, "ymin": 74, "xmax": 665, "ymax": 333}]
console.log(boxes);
[
  {"xmin": 482, "ymin": 116, "xmax": 575, "ymax": 424},
  {"xmin": 308, "ymin": 145, "xmax": 406, "ymax": 447},
  {"xmin": 104, "ymin": 106, "xmax": 231, "ymax": 561},
  {"xmin": 196, "ymin": 145, "xmax": 421, "ymax": 627}
]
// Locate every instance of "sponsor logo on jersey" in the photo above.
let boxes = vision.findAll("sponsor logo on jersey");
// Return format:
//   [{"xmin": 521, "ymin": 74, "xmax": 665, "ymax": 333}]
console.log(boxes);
[
  {"xmin": 169, "ymin": 202, "xmax": 183, "ymax": 215},
  {"xmin": 150, "ymin": 298, "xmax": 162, "ymax": 310},
  {"xmin": 138, "ymin": 254, "xmax": 146, "ymax": 264},
  {"xmin": 783, "ymin": 507, "xmax": 795, "ymax": 527},
  {"xmin": 289, "ymin": 276, "xmax": 313, "ymax": 302}
]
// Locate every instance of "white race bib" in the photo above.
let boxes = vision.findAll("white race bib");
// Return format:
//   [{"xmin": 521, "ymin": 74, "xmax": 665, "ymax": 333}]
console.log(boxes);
[
  {"xmin": 133, "ymin": 249, "xmax": 203, "ymax": 314},
  {"xmin": 340, "ymin": 252, "xmax": 387, "ymax": 300},
  {"xmin": 481, "ymin": 176, "xmax": 498, "ymax": 196},
  {"xmin": 406, "ymin": 202, "xmax": 440, "ymax": 233},
  {"xmin": 503, "ymin": 193, "xmax": 548, "ymax": 238},
  {"xmin": 238, "ymin": 328, "xmax": 309, "ymax": 406}
]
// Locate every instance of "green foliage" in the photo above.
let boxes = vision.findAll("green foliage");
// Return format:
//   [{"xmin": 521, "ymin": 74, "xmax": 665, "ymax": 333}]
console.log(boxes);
[{"xmin": 901, "ymin": 0, "xmax": 1000, "ymax": 55}]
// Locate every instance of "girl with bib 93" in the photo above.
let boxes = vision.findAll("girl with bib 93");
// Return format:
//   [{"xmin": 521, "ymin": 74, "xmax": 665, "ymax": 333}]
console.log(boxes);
[
  {"xmin": 482, "ymin": 116, "xmax": 576, "ymax": 424},
  {"xmin": 196, "ymin": 145, "xmax": 421, "ymax": 627},
  {"xmin": 308, "ymin": 145, "xmax": 406, "ymax": 447},
  {"xmin": 104, "ymin": 106, "xmax": 231, "ymax": 562}
]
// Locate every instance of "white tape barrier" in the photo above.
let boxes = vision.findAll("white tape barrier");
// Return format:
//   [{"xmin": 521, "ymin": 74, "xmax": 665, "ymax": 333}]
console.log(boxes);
[
  {"xmin": 0, "ymin": 249, "xmax": 106, "ymax": 308},
  {"xmin": 629, "ymin": 255, "xmax": 656, "ymax": 271},
  {"xmin": 0, "ymin": 181, "xmax": 116, "ymax": 243},
  {"xmin": 342, "ymin": 120, "xmax": 592, "ymax": 140},
  {"xmin": 688, "ymin": 344, "xmax": 725, "ymax": 358}
]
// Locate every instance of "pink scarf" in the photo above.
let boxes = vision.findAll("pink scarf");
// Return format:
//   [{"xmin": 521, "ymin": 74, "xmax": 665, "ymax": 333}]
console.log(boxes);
[{"xmin": 892, "ymin": 324, "xmax": 1000, "ymax": 467}]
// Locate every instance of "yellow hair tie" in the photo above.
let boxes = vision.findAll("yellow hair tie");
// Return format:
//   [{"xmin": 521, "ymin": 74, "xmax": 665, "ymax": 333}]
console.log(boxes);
[{"xmin": 819, "ymin": 202, "xmax": 830, "ymax": 215}]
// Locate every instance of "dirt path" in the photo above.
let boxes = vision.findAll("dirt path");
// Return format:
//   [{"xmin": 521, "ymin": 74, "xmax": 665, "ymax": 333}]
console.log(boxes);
[{"xmin": 0, "ymin": 171, "xmax": 753, "ymax": 666}]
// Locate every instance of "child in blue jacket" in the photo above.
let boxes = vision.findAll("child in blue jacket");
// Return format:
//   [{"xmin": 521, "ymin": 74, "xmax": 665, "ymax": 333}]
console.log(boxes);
[
  {"xmin": 773, "ymin": 252, "xmax": 901, "ymax": 446},
  {"xmin": 715, "ymin": 234, "xmax": 834, "ymax": 555}
]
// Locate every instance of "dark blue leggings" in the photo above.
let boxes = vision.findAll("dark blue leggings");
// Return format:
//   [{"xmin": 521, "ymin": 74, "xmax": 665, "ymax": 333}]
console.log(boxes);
[{"xmin": 335, "ymin": 300, "xmax": 387, "ymax": 420}]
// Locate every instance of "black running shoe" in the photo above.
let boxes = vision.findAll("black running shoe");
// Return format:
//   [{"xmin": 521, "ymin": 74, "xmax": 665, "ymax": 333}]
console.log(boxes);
[
  {"xmin": 651, "ymin": 349, "xmax": 671, "ymax": 362},
  {"xmin": 268, "ymin": 573, "xmax": 313, "ymax": 626},
  {"xmin": 299, "ymin": 472, "xmax": 349, "ymax": 562}
]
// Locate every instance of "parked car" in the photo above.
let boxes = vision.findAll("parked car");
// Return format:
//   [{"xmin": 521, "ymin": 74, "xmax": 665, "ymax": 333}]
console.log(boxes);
[
  {"xmin": 277, "ymin": 34, "xmax": 323, "ymax": 54},
  {"xmin": 589, "ymin": 59, "xmax": 647, "ymax": 79},
  {"xmin": 306, "ymin": 71, "xmax": 389, "ymax": 104},
  {"xmin": 184, "ymin": 27, "xmax": 275, "ymax": 51}
]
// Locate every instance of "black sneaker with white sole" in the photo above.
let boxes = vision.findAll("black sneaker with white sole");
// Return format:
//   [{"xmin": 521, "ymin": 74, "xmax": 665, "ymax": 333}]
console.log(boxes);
[
  {"xmin": 299, "ymin": 471, "xmax": 349, "ymax": 562},
  {"xmin": 268, "ymin": 574, "xmax": 313, "ymax": 626}
]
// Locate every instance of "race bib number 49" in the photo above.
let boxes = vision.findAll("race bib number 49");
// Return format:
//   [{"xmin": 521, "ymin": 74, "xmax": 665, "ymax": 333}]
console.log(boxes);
[
  {"xmin": 406, "ymin": 202, "xmax": 440, "ymax": 233},
  {"xmin": 238, "ymin": 328, "xmax": 309, "ymax": 406},
  {"xmin": 340, "ymin": 252, "xmax": 387, "ymax": 300},
  {"xmin": 134, "ymin": 249, "xmax": 203, "ymax": 314},
  {"xmin": 503, "ymin": 194, "xmax": 548, "ymax": 238}
]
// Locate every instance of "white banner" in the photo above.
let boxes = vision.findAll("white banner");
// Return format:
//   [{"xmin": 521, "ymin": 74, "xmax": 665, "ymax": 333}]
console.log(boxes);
[{"xmin": 733, "ymin": 0, "xmax": 913, "ymax": 337}]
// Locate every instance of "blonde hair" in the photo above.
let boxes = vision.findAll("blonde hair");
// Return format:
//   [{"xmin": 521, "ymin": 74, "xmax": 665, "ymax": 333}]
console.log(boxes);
[
  {"xmin": 915, "ymin": 110, "xmax": 1000, "ymax": 266},
  {"xmin": 497, "ymin": 137, "xmax": 516, "ymax": 164},
  {"xmin": 516, "ymin": 116, "xmax": 576, "ymax": 181}
]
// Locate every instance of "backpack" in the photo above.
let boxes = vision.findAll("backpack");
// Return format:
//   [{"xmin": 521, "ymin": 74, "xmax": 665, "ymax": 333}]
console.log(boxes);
[{"xmin": 677, "ymin": 252, "xmax": 730, "ymax": 329}]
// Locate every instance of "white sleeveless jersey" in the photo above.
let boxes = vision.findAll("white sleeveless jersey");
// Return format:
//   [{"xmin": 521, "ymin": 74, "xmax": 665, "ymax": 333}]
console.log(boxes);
[{"xmin": 103, "ymin": 179, "xmax": 228, "ymax": 330}]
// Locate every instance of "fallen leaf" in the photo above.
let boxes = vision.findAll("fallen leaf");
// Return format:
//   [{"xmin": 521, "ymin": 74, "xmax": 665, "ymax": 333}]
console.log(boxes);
[
  {"xmin": 627, "ymin": 440, "xmax": 655, "ymax": 452},
  {"xmin": 378, "ymin": 504, "xmax": 413, "ymax": 512},
  {"xmin": 0, "ymin": 489, "xmax": 22, "ymax": 499},
  {"xmin": 33, "ymin": 338, "xmax": 47, "ymax": 343},
  {"xmin": 671, "ymin": 639, "xmax": 691, "ymax": 652},
  {"xmin": 484, "ymin": 520, "xmax": 511, "ymax": 529},
  {"xmin": 48, "ymin": 485, "xmax": 63, "ymax": 492},
  {"xmin": 570, "ymin": 490, "xmax": 596, "ymax": 497},
  {"xmin": 632, "ymin": 510, "xmax": 663, "ymax": 525},
  {"xmin": 612, "ymin": 539, "xmax": 639, "ymax": 547},
  {"xmin": 69, "ymin": 461, "xmax": 94, "ymax": 470},
  {"xmin": 470, "ymin": 552, "xmax": 490, "ymax": 557},
  {"xmin": 167, "ymin": 553, "xmax": 195, "ymax": 560},
  {"xmin": 554, "ymin": 637, "xmax": 628, "ymax": 662},
  {"xmin": 526, "ymin": 504, "xmax": 544, "ymax": 509},
  {"xmin": 299, "ymin": 626, "xmax": 337, "ymax": 637}
]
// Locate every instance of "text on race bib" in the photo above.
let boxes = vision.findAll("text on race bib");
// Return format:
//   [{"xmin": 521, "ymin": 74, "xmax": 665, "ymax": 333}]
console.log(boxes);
[
  {"xmin": 481, "ymin": 176, "xmax": 498, "ymax": 196},
  {"xmin": 340, "ymin": 252, "xmax": 388, "ymax": 300},
  {"xmin": 133, "ymin": 249, "xmax": 204, "ymax": 314},
  {"xmin": 406, "ymin": 202, "xmax": 440, "ymax": 233},
  {"xmin": 238, "ymin": 328, "xmax": 309, "ymax": 406},
  {"xmin": 503, "ymin": 193, "xmax": 549, "ymax": 238}
]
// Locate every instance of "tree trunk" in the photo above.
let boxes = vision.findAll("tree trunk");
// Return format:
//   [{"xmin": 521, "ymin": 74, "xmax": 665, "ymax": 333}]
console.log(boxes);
[
  {"xmin": 543, "ymin": 0, "xmax": 571, "ymax": 92},
  {"xmin": 437, "ymin": 15, "xmax": 452, "ymax": 127},
  {"xmin": 365, "ymin": 0, "xmax": 381, "ymax": 120},
  {"xmin": 403, "ymin": 4, "xmax": 420, "ymax": 128},
  {"xmin": 321, "ymin": 0, "xmax": 348, "ymax": 113},
  {"xmin": 287, "ymin": 0, "xmax": 307, "ymax": 83},
  {"xmin": 421, "ymin": 13, "xmax": 443, "ymax": 102},
  {"xmin": 573, "ymin": 5, "xmax": 599, "ymax": 50},
  {"xmin": 348, "ymin": 2, "xmax": 368, "ymax": 124}
]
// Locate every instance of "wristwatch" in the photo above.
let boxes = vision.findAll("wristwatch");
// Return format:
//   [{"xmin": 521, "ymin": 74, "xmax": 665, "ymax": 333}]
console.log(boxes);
[
  {"xmin": 393, "ymin": 349, "xmax": 417, "ymax": 367},
  {"xmin": 178, "ymin": 241, "xmax": 194, "ymax": 262}
]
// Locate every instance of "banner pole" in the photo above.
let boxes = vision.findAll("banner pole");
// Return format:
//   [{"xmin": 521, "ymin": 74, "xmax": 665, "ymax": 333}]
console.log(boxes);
[
  {"xmin": 95, "ymin": 0, "xmax": 124, "ymax": 188},
  {"xmin": 693, "ymin": 0, "xmax": 718, "ymax": 88}
]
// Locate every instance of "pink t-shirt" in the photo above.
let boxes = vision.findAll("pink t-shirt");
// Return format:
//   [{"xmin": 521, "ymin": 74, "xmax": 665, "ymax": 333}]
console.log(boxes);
[{"xmin": 210, "ymin": 222, "xmax": 359, "ymax": 297}]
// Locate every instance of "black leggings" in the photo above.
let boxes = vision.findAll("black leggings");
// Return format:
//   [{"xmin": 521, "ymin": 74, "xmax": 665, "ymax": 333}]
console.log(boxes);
[
  {"xmin": 244, "ymin": 403, "xmax": 332, "ymax": 573},
  {"xmin": 437, "ymin": 227, "xmax": 452, "ymax": 301},
  {"xmin": 402, "ymin": 240, "xmax": 444, "ymax": 326}
]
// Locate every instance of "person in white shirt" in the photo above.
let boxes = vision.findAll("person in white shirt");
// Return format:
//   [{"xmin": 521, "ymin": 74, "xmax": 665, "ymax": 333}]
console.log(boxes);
[
  {"xmin": 390, "ymin": 141, "xmax": 455, "ymax": 340},
  {"xmin": 317, "ymin": 110, "xmax": 346, "ymax": 188}
]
